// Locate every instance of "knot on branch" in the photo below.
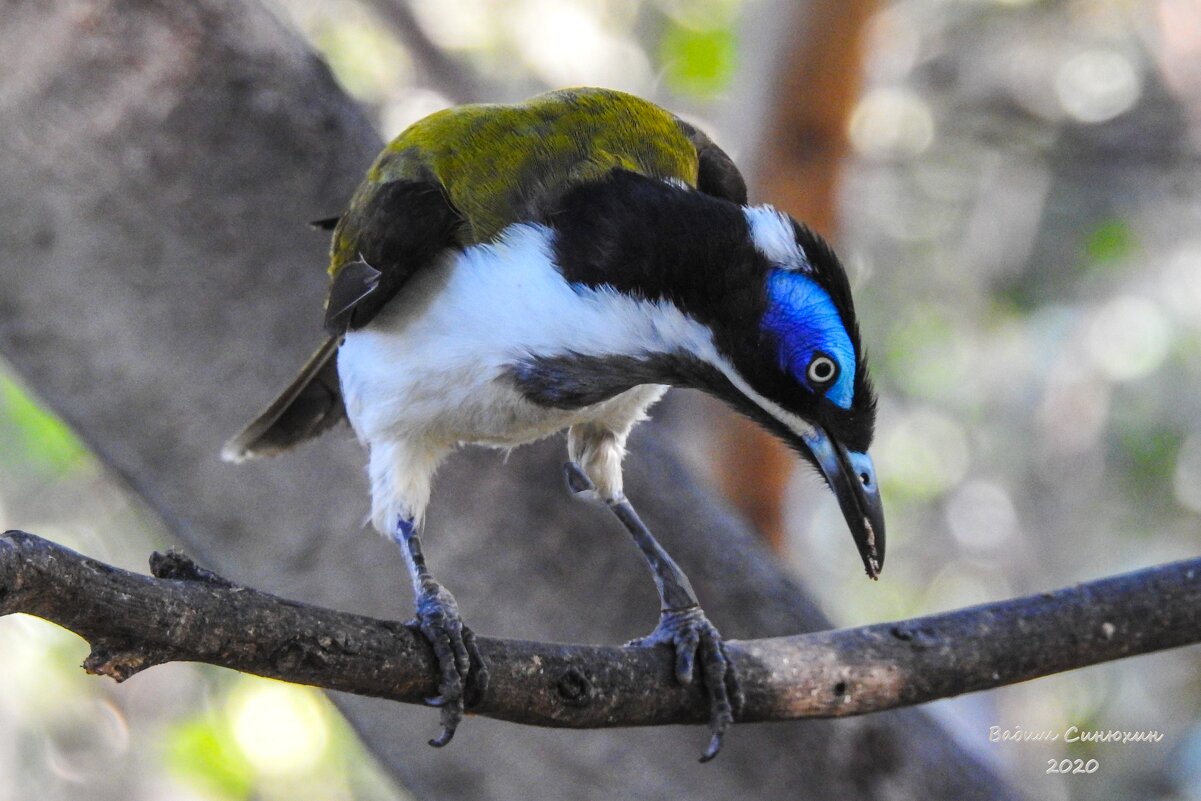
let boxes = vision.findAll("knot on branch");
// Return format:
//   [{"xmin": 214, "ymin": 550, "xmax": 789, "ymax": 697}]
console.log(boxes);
[
  {"xmin": 84, "ymin": 640, "xmax": 167, "ymax": 682},
  {"xmin": 889, "ymin": 625, "xmax": 938, "ymax": 648},
  {"xmin": 557, "ymin": 668, "xmax": 595, "ymax": 708},
  {"xmin": 150, "ymin": 549, "xmax": 237, "ymax": 587}
]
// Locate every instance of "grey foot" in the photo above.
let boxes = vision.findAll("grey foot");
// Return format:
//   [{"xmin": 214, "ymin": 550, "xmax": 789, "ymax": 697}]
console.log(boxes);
[
  {"xmin": 629, "ymin": 606, "xmax": 743, "ymax": 762},
  {"xmin": 408, "ymin": 582, "xmax": 489, "ymax": 747}
]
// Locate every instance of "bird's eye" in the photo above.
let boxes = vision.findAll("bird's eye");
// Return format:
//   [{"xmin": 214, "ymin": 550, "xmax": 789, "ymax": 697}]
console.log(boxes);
[{"xmin": 807, "ymin": 354, "xmax": 838, "ymax": 386}]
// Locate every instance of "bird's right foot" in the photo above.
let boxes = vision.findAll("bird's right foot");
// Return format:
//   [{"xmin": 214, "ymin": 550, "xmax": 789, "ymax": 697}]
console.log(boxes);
[
  {"xmin": 407, "ymin": 581, "xmax": 488, "ymax": 747},
  {"xmin": 628, "ymin": 605, "xmax": 743, "ymax": 762}
]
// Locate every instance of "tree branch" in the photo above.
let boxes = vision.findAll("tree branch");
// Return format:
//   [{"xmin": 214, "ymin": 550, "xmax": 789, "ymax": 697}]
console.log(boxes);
[{"xmin": 3, "ymin": 529, "xmax": 1197, "ymax": 729}]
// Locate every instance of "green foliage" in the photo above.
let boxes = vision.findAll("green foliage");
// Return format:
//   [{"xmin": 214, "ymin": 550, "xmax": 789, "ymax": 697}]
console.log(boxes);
[
  {"xmin": 165, "ymin": 716, "xmax": 257, "ymax": 801},
  {"xmin": 1113, "ymin": 421, "xmax": 1181, "ymax": 510},
  {"xmin": 1084, "ymin": 218, "xmax": 1135, "ymax": 265},
  {"xmin": 0, "ymin": 374, "xmax": 86, "ymax": 476},
  {"xmin": 658, "ymin": 23, "xmax": 736, "ymax": 98},
  {"xmin": 161, "ymin": 674, "xmax": 403, "ymax": 801}
]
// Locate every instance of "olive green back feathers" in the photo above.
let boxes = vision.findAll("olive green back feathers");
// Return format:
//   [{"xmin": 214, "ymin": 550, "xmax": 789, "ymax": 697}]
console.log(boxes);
[
  {"xmin": 323, "ymin": 88, "xmax": 745, "ymax": 334},
  {"xmin": 331, "ymin": 87, "xmax": 742, "ymax": 266}
]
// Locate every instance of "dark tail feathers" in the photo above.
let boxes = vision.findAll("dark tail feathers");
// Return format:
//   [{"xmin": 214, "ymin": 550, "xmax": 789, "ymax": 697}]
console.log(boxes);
[{"xmin": 222, "ymin": 336, "xmax": 346, "ymax": 461}]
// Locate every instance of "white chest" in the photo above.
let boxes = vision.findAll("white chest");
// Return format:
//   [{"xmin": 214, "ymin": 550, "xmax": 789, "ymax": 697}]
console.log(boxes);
[{"xmin": 335, "ymin": 224, "xmax": 710, "ymax": 450}]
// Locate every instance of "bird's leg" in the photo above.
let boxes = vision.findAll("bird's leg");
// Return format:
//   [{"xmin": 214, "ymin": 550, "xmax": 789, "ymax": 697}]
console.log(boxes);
[
  {"xmin": 564, "ymin": 462, "xmax": 743, "ymax": 761},
  {"xmin": 394, "ymin": 516, "xmax": 488, "ymax": 747}
]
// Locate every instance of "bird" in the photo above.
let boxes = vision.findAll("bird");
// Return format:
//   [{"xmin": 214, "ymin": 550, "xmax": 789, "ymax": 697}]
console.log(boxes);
[{"xmin": 223, "ymin": 87, "xmax": 884, "ymax": 761}]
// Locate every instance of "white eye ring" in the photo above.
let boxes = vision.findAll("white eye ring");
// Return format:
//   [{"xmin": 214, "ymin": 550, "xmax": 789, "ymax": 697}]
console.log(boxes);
[{"xmin": 807, "ymin": 355, "xmax": 838, "ymax": 385}]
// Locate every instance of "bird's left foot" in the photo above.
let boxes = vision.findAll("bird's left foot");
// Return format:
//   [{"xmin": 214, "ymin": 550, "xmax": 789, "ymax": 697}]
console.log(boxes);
[
  {"xmin": 628, "ymin": 605, "xmax": 743, "ymax": 762},
  {"xmin": 407, "ymin": 582, "xmax": 489, "ymax": 747}
]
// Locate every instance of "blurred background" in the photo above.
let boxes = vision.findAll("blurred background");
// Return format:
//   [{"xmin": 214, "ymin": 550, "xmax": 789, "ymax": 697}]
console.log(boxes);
[{"xmin": 2, "ymin": 0, "xmax": 1200, "ymax": 798}]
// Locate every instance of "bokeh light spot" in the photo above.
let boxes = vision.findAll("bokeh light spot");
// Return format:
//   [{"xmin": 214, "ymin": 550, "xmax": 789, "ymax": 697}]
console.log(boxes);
[
  {"xmin": 410, "ymin": 0, "xmax": 495, "ymax": 50},
  {"xmin": 1054, "ymin": 49, "xmax": 1141, "ymax": 123},
  {"xmin": 229, "ymin": 681, "xmax": 330, "ymax": 777},
  {"xmin": 849, "ymin": 88, "xmax": 934, "ymax": 159},
  {"xmin": 1162, "ymin": 241, "xmax": 1201, "ymax": 327},
  {"xmin": 1085, "ymin": 295, "xmax": 1170, "ymax": 382},
  {"xmin": 508, "ymin": 0, "xmax": 651, "ymax": 91},
  {"xmin": 945, "ymin": 479, "xmax": 1019, "ymax": 550},
  {"xmin": 879, "ymin": 407, "xmax": 970, "ymax": 499}
]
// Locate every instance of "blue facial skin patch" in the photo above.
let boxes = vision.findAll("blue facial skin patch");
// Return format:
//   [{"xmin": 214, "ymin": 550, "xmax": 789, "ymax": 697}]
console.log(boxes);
[{"xmin": 762, "ymin": 269, "xmax": 856, "ymax": 408}]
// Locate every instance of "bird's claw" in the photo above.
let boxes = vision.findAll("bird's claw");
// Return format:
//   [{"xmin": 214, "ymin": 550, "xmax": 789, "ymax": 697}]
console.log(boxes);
[
  {"xmin": 407, "ymin": 583, "xmax": 488, "ymax": 748},
  {"xmin": 628, "ymin": 606, "xmax": 742, "ymax": 762}
]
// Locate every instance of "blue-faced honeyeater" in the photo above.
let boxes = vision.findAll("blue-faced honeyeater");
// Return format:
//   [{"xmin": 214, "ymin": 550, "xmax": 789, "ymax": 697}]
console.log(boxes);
[{"xmin": 224, "ymin": 87, "xmax": 883, "ymax": 761}]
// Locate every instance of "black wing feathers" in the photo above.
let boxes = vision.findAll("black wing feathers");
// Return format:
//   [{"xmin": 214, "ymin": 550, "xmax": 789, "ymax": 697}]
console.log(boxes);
[
  {"xmin": 549, "ymin": 170, "xmax": 763, "ymax": 333},
  {"xmin": 323, "ymin": 180, "xmax": 462, "ymax": 335},
  {"xmin": 324, "ymin": 259, "xmax": 382, "ymax": 334},
  {"xmin": 676, "ymin": 119, "xmax": 748, "ymax": 205}
]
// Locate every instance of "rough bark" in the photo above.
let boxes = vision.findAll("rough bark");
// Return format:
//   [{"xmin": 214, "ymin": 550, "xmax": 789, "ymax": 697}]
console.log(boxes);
[
  {"xmin": 3, "ymin": 531, "xmax": 1198, "ymax": 728},
  {"xmin": 0, "ymin": 1, "xmax": 1021, "ymax": 799}
]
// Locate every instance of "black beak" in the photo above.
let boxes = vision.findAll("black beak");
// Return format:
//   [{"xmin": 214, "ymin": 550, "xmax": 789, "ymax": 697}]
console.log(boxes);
[{"xmin": 800, "ymin": 426, "xmax": 885, "ymax": 579}]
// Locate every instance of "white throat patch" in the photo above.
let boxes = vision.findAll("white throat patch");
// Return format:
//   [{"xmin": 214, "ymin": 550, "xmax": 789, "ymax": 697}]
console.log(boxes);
[{"xmin": 745, "ymin": 206, "xmax": 808, "ymax": 271}]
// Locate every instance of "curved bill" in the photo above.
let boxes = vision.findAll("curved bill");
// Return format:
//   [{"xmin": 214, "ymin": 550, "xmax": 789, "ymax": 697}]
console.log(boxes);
[{"xmin": 800, "ymin": 426, "xmax": 886, "ymax": 579}]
